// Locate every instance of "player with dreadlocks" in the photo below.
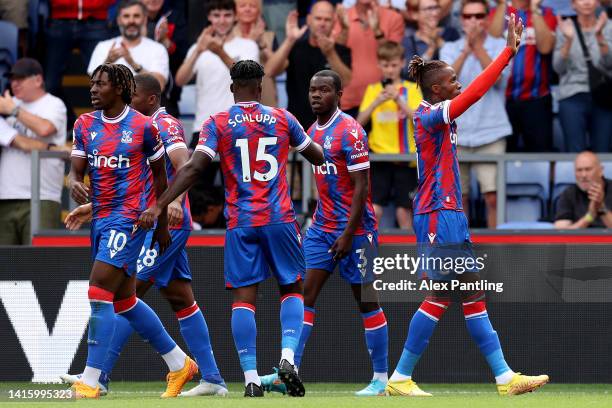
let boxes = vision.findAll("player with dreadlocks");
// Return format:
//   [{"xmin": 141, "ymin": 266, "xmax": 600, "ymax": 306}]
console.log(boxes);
[
  {"xmin": 139, "ymin": 59, "xmax": 324, "ymax": 397},
  {"xmin": 68, "ymin": 63, "xmax": 197, "ymax": 398},
  {"xmin": 385, "ymin": 15, "xmax": 550, "ymax": 397}
]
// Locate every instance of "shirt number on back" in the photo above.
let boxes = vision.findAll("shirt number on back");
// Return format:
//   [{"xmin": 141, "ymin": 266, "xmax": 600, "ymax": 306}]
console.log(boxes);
[{"xmin": 235, "ymin": 137, "xmax": 279, "ymax": 182}]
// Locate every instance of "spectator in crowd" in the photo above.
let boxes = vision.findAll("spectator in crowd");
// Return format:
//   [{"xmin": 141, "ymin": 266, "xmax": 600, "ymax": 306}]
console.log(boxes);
[
  {"xmin": 440, "ymin": 0, "xmax": 511, "ymax": 228},
  {"xmin": 0, "ymin": 0, "xmax": 28, "ymax": 55},
  {"xmin": 177, "ymin": 0, "xmax": 258, "ymax": 144},
  {"xmin": 88, "ymin": 0, "xmax": 170, "ymax": 89},
  {"xmin": 266, "ymin": 2, "xmax": 351, "ymax": 127},
  {"xmin": 143, "ymin": 0, "xmax": 190, "ymax": 117},
  {"xmin": 176, "ymin": 0, "xmax": 258, "ymax": 192},
  {"xmin": 233, "ymin": 0, "xmax": 279, "ymax": 106},
  {"xmin": 335, "ymin": 0, "xmax": 405, "ymax": 117},
  {"xmin": 357, "ymin": 41, "xmax": 421, "ymax": 229},
  {"xmin": 489, "ymin": 0, "xmax": 557, "ymax": 152},
  {"xmin": 262, "ymin": 0, "xmax": 296, "ymax": 44},
  {"xmin": 46, "ymin": 0, "xmax": 114, "ymax": 125},
  {"xmin": 553, "ymin": 1, "xmax": 612, "ymax": 152},
  {"xmin": 555, "ymin": 151, "xmax": 612, "ymax": 228},
  {"xmin": 0, "ymin": 58, "xmax": 67, "ymax": 245},
  {"xmin": 402, "ymin": 0, "xmax": 459, "ymax": 62}
]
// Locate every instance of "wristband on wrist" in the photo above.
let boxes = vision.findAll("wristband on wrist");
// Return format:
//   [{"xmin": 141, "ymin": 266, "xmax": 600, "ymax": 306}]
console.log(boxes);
[{"xmin": 584, "ymin": 212, "xmax": 594, "ymax": 223}]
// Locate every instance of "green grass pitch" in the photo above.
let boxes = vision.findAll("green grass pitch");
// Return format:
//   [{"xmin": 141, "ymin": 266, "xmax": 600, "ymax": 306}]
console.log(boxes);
[{"xmin": 0, "ymin": 382, "xmax": 610, "ymax": 407}]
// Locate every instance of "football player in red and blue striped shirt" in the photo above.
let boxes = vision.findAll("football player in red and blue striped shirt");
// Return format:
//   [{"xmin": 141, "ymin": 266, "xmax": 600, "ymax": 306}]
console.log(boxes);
[
  {"xmin": 386, "ymin": 15, "xmax": 549, "ymax": 397},
  {"xmin": 63, "ymin": 73, "xmax": 229, "ymax": 397},
  {"xmin": 284, "ymin": 70, "xmax": 388, "ymax": 397},
  {"xmin": 68, "ymin": 64, "xmax": 196, "ymax": 398},
  {"xmin": 139, "ymin": 60, "xmax": 325, "ymax": 397}
]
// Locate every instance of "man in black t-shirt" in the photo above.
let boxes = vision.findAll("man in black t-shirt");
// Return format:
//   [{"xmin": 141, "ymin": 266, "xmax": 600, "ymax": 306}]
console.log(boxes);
[
  {"xmin": 265, "ymin": 0, "xmax": 352, "ymax": 128},
  {"xmin": 555, "ymin": 151, "xmax": 612, "ymax": 229}
]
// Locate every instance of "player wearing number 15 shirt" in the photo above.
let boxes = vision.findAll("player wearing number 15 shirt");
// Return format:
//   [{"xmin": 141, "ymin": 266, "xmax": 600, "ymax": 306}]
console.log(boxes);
[{"xmin": 139, "ymin": 61, "xmax": 325, "ymax": 397}]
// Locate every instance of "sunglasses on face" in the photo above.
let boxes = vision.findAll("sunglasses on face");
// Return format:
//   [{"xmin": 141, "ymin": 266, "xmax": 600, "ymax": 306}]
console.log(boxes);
[
  {"xmin": 420, "ymin": 5, "xmax": 441, "ymax": 12},
  {"xmin": 462, "ymin": 13, "xmax": 487, "ymax": 20}
]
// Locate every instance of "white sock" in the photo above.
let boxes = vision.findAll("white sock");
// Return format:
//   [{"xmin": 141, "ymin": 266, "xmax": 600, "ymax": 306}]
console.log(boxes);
[
  {"xmin": 389, "ymin": 370, "xmax": 411, "ymax": 382},
  {"xmin": 281, "ymin": 348, "xmax": 295, "ymax": 365},
  {"xmin": 162, "ymin": 345, "xmax": 187, "ymax": 372},
  {"xmin": 495, "ymin": 369, "xmax": 515, "ymax": 385},
  {"xmin": 244, "ymin": 370, "xmax": 261, "ymax": 386},
  {"xmin": 373, "ymin": 372, "xmax": 388, "ymax": 383},
  {"xmin": 81, "ymin": 366, "xmax": 101, "ymax": 388}
]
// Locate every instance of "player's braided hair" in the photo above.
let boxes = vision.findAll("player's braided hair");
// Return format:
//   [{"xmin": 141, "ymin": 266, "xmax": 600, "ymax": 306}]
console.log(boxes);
[
  {"xmin": 91, "ymin": 63, "xmax": 136, "ymax": 104},
  {"xmin": 407, "ymin": 55, "xmax": 447, "ymax": 97},
  {"xmin": 230, "ymin": 60, "xmax": 265, "ymax": 81}
]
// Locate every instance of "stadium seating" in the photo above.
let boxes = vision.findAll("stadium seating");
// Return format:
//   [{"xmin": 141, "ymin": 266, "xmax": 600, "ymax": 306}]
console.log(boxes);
[
  {"xmin": 497, "ymin": 221, "xmax": 554, "ymax": 229},
  {"xmin": 505, "ymin": 161, "xmax": 550, "ymax": 222},
  {"xmin": 552, "ymin": 161, "xmax": 574, "ymax": 213}
]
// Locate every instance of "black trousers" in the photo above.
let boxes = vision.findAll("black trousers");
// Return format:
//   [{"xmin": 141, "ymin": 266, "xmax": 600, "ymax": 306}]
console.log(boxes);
[{"xmin": 506, "ymin": 94, "xmax": 554, "ymax": 152}]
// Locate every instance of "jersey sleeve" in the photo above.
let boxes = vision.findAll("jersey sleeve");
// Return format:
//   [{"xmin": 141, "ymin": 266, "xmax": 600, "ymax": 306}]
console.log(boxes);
[
  {"xmin": 157, "ymin": 117, "xmax": 187, "ymax": 154},
  {"xmin": 344, "ymin": 125, "xmax": 370, "ymax": 172},
  {"xmin": 195, "ymin": 117, "xmax": 219, "ymax": 159},
  {"xmin": 286, "ymin": 110, "xmax": 312, "ymax": 152},
  {"xmin": 419, "ymin": 101, "xmax": 451, "ymax": 131},
  {"xmin": 71, "ymin": 118, "xmax": 86, "ymax": 158},
  {"xmin": 143, "ymin": 120, "xmax": 165, "ymax": 162}
]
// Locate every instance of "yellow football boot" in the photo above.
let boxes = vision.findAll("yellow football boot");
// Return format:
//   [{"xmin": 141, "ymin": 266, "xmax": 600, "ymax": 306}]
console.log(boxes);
[
  {"xmin": 497, "ymin": 373, "xmax": 549, "ymax": 396},
  {"xmin": 161, "ymin": 357, "xmax": 199, "ymax": 398},
  {"xmin": 385, "ymin": 379, "xmax": 432, "ymax": 397}
]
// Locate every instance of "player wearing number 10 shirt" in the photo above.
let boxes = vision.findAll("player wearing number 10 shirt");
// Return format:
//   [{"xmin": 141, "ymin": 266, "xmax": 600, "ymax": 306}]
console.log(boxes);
[
  {"xmin": 139, "ymin": 61, "xmax": 325, "ymax": 398},
  {"xmin": 68, "ymin": 64, "xmax": 195, "ymax": 399}
]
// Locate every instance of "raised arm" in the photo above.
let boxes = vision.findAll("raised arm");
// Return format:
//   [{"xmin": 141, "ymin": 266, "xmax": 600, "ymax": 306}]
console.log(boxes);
[
  {"xmin": 265, "ymin": 11, "xmax": 305, "ymax": 77},
  {"xmin": 449, "ymin": 14, "xmax": 523, "ymax": 121}
]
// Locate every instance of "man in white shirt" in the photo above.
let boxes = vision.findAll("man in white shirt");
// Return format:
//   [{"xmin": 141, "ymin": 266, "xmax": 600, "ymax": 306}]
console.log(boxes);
[
  {"xmin": 0, "ymin": 58, "xmax": 67, "ymax": 244},
  {"xmin": 87, "ymin": 0, "xmax": 170, "ymax": 89},
  {"xmin": 175, "ymin": 0, "xmax": 259, "ymax": 143}
]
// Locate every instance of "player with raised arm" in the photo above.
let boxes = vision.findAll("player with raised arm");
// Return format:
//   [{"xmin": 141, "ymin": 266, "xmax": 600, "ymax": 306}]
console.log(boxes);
[
  {"xmin": 261, "ymin": 70, "xmax": 388, "ymax": 397},
  {"xmin": 61, "ymin": 73, "xmax": 228, "ymax": 397},
  {"xmin": 138, "ymin": 60, "xmax": 325, "ymax": 398},
  {"xmin": 385, "ymin": 15, "xmax": 549, "ymax": 397},
  {"xmin": 68, "ymin": 64, "xmax": 197, "ymax": 399}
]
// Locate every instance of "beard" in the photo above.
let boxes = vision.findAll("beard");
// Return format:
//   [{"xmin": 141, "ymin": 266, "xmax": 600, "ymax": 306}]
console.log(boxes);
[{"xmin": 120, "ymin": 24, "xmax": 142, "ymax": 40}]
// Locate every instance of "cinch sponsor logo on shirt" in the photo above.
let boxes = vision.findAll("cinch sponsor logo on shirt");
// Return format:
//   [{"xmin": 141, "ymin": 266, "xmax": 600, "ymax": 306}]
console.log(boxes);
[
  {"xmin": 312, "ymin": 161, "xmax": 338, "ymax": 175},
  {"xmin": 88, "ymin": 149, "xmax": 131, "ymax": 168},
  {"xmin": 228, "ymin": 113, "xmax": 278, "ymax": 127}
]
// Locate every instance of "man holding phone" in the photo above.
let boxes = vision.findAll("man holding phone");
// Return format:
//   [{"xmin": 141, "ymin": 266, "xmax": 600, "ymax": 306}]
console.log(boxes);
[{"xmin": 357, "ymin": 41, "xmax": 422, "ymax": 230}]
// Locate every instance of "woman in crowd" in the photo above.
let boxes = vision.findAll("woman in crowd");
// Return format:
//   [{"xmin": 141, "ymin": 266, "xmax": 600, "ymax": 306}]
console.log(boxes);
[
  {"xmin": 233, "ymin": 0, "xmax": 278, "ymax": 105},
  {"xmin": 553, "ymin": 0, "xmax": 612, "ymax": 152}
]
